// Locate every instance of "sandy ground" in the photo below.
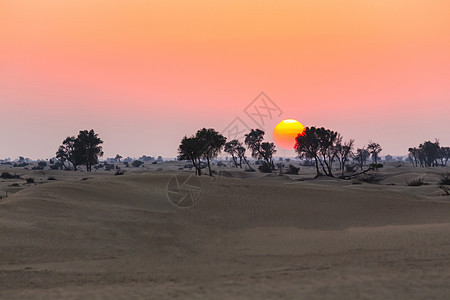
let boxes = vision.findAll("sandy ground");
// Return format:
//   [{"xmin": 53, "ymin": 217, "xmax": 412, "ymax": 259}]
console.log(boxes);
[{"xmin": 1, "ymin": 162, "xmax": 449, "ymax": 299}]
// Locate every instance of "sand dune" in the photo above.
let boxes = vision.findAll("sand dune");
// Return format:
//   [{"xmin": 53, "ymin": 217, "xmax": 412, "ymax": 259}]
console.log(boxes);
[{"xmin": 1, "ymin": 167, "xmax": 450, "ymax": 299}]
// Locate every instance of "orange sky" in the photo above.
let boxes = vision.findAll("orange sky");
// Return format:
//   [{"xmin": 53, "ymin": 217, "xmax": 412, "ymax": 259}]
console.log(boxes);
[{"xmin": 1, "ymin": 0, "xmax": 449, "ymax": 158}]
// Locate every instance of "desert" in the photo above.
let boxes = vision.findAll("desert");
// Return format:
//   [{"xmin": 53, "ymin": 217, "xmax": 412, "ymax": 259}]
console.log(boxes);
[{"xmin": 1, "ymin": 161, "xmax": 449, "ymax": 299}]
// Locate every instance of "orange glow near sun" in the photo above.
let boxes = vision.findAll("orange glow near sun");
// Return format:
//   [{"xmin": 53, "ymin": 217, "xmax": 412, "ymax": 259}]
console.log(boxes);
[{"xmin": 273, "ymin": 119, "xmax": 305, "ymax": 150}]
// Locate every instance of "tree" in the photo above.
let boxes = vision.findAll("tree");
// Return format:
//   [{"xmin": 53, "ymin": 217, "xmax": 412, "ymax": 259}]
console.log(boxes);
[
  {"xmin": 336, "ymin": 139, "xmax": 355, "ymax": 177},
  {"xmin": 224, "ymin": 140, "xmax": 240, "ymax": 167},
  {"xmin": 260, "ymin": 142, "xmax": 277, "ymax": 170},
  {"xmin": 195, "ymin": 128, "xmax": 226, "ymax": 176},
  {"xmin": 115, "ymin": 154, "xmax": 122, "ymax": 163},
  {"xmin": 236, "ymin": 142, "xmax": 253, "ymax": 170},
  {"xmin": 56, "ymin": 136, "xmax": 78, "ymax": 171},
  {"xmin": 419, "ymin": 140, "xmax": 440, "ymax": 167},
  {"xmin": 295, "ymin": 127, "xmax": 340, "ymax": 177},
  {"xmin": 244, "ymin": 129, "xmax": 276, "ymax": 170},
  {"xmin": 73, "ymin": 129, "xmax": 104, "ymax": 172},
  {"xmin": 440, "ymin": 147, "xmax": 450, "ymax": 166},
  {"xmin": 295, "ymin": 127, "xmax": 321, "ymax": 176},
  {"xmin": 178, "ymin": 136, "xmax": 203, "ymax": 176},
  {"xmin": 355, "ymin": 147, "xmax": 370, "ymax": 170},
  {"xmin": 367, "ymin": 141, "xmax": 382, "ymax": 168}
]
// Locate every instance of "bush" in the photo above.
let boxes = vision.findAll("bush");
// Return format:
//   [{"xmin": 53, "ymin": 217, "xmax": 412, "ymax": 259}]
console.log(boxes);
[
  {"xmin": 152, "ymin": 161, "xmax": 157, "ymax": 165},
  {"xmin": 9, "ymin": 183, "xmax": 20, "ymax": 187},
  {"xmin": 285, "ymin": 164, "xmax": 300, "ymax": 175},
  {"xmin": 345, "ymin": 164, "xmax": 357, "ymax": 173},
  {"xmin": 114, "ymin": 170, "xmax": 125, "ymax": 176},
  {"xmin": 439, "ymin": 173, "xmax": 450, "ymax": 185},
  {"xmin": 13, "ymin": 162, "xmax": 29, "ymax": 168},
  {"xmin": 47, "ymin": 176, "xmax": 56, "ymax": 180},
  {"xmin": 38, "ymin": 161, "xmax": 47, "ymax": 167},
  {"xmin": 358, "ymin": 173, "xmax": 383, "ymax": 184},
  {"xmin": 132, "ymin": 160, "xmax": 144, "ymax": 168},
  {"xmin": 1, "ymin": 172, "xmax": 21, "ymax": 179},
  {"xmin": 369, "ymin": 163, "xmax": 384, "ymax": 169},
  {"xmin": 439, "ymin": 185, "xmax": 450, "ymax": 196},
  {"xmin": 407, "ymin": 177, "xmax": 425, "ymax": 186},
  {"xmin": 124, "ymin": 162, "xmax": 129, "ymax": 167},
  {"xmin": 258, "ymin": 162, "xmax": 272, "ymax": 173},
  {"xmin": 25, "ymin": 178, "xmax": 35, "ymax": 184}
]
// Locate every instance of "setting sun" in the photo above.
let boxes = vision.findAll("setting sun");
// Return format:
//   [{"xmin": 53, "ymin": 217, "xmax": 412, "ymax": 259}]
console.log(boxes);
[{"xmin": 273, "ymin": 119, "xmax": 305, "ymax": 150}]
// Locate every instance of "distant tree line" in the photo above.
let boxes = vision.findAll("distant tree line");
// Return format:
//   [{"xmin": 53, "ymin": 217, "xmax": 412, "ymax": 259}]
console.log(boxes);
[
  {"xmin": 408, "ymin": 140, "xmax": 449, "ymax": 167},
  {"xmin": 294, "ymin": 126, "xmax": 383, "ymax": 178},
  {"xmin": 178, "ymin": 128, "xmax": 277, "ymax": 176}
]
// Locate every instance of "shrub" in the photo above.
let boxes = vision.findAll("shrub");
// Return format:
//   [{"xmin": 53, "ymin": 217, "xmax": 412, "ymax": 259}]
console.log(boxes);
[
  {"xmin": 38, "ymin": 161, "xmax": 47, "ymax": 167},
  {"xmin": 439, "ymin": 173, "xmax": 450, "ymax": 185},
  {"xmin": 358, "ymin": 173, "xmax": 383, "ymax": 184},
  {"xmin": 114, "ymin": 170, "xmax": 125, "ymax": 176},
  {"xmin": 47, "ymin": 176, "xmax": 56, "ymax": 180},
  {"xmin": 132, "ymin": 160, "xmax": 144, "ymax": 168},
  {"xmin": 8, "ymin": 183, "xmax": 20, "ymax": 187},
  {"xmin": 124, "ymin": 162, "xmax": 129, "ymax": 167},
  {"xmin": 25, "ymin": 178, "xmax": 35, "ymax": 184},
  {"xmin": 1, "ymin": 172, "xmax": 20, "ymax": 179},
  {"xmin": 258, "ymin": 162, "xmax": 272, "ymax": 173},
  {"xmin": 439, "ymin": 185, "xmax": 450, "ymax": 196},
  {"xmin": 285, "ymin": 164, "xmax": 300, "ymax": 175},
  {"xmin": 152, "ymin": 161, "xmax": 157, "ymax": 165},
  {"xmin": 345, "ymin": 164, "xmax": 357, "ymax": 173},
  {"xmin": 369, "ymin": 163, "xmax": 384, "ymax": 169},
  {"xmin": 13, "ymin": 162, "xmax": 29, "ymax": 168},
  {"xmin": 407, "ymin": 177, "xmax": 425, "ymax": 186}
]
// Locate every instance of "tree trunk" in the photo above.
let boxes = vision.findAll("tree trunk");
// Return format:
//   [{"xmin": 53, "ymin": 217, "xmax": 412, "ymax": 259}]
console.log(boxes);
[
  {"xmin": 206, "ymin": 157, "xmax": 212, "ymax": 176},
  {"xmin": 231, "ymin": 154, "xmax": 238, "ymax": 167}
]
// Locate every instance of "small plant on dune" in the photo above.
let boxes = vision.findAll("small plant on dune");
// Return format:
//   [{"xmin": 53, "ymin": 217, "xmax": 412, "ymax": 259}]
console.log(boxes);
[
  {"xmin": 25, "ymin": 177, "xmax": 35, "ymax": 184},
  {"xmin": 258, "ymin": 161, "xmax": 273, "ymax": 173},
  {"xmin": 1, "ymin": 172, "xmax": 21, "ymax": 179},
  {"xmin": 439, "ymin": 185, "xmax": 450, "ymax": 196},
  {"xmin": 132, "ymin": 160, "xmax": 144, "ymax": 168},
  {"xmin": 114, "ymin": 170, "xmax": 124, "ymax": 176},
  {"xmin": 439, "ymin": 173, "xmax": 450, "ymax": 185},
  {"xmin": 407, "ymin": 177, "xmax": 426, "ymax": 186},
  {"xmin": 47, "ymin": 176, "xmax": 56, "ymax": 180},
  {"xmin": 285, "ymin": 164, "xmax": 300, "ymax": 175},
  {"xmin": 358, "ymin": 173, "xmax": 383, "ymax": 184}
]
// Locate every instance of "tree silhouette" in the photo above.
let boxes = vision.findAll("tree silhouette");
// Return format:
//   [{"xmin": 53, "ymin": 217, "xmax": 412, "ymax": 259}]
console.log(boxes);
[
  {"xmin": 236, "ymin": 142, "xmax": 253, "ymax": 170},
  {"xmin": 195, "ymin": 128, "xmax": 226, "ymax": 176},
  {"xmin": 73, "ymin": 129, "xmax": 104, "ymax": 172},
  {"xmin": 244, "ymin": 129, "xmax": 276, "ymax": 170},
  {"xmin": 115, "ymin": 154, "xmax": 122, "ymax": 163},
  {"xmin": 355, "ymin": 147, "xmax": 370, "ymax": 170},
  {"xmin": 336, "ymin": 139, "xmax": 355, "ymax": 177},
  {"xmin": 224, "ymin": 140, "xmax": 240, "ymax": 167},
  {"xmin": 367, "ymin": 141, "xmax": 382, "ymax": 168},
  {"xmin": 56, "ymin": 136, "xmax": 78, "ymax": 171},
  {"xmin": 295, "ymin": 127, "xmax": 340, "ymax": 177},
  {"xmin": 178, "ymin": 136, "xmax": 203, "ymax": 175}
]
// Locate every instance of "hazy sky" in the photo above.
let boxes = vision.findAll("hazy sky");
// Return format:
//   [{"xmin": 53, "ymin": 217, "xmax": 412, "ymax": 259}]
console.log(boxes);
[{"xmin": 1, "ymin": 0, "xmax": 449, "ymax": 159}]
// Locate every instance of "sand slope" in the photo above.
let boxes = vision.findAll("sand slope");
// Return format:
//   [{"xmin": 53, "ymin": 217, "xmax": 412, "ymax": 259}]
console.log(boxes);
[{"xmin": 1, "ymin": 169, "xmax": 450, "ymax": 299}]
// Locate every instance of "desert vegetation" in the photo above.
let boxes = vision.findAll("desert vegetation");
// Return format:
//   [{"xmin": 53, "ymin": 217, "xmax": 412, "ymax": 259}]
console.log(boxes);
[
  {"xmin": 408, "ymin": 140, "xmax": 449, "ymax": 167},
  {"xmin": 56, "ymin": 129, "xmax": 104, "ymax": 172}
]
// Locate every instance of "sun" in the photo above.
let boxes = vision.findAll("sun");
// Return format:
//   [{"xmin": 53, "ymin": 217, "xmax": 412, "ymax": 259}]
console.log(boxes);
[{"xmin": 273, "ymin": 119, "xmax": 305, "ymax": 150}]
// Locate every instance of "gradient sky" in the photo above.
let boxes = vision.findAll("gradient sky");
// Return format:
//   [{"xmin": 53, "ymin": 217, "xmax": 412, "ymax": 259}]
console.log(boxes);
[{"xmin": 1, "ymin": 0, "xmax": 449, "ymax": 159}]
